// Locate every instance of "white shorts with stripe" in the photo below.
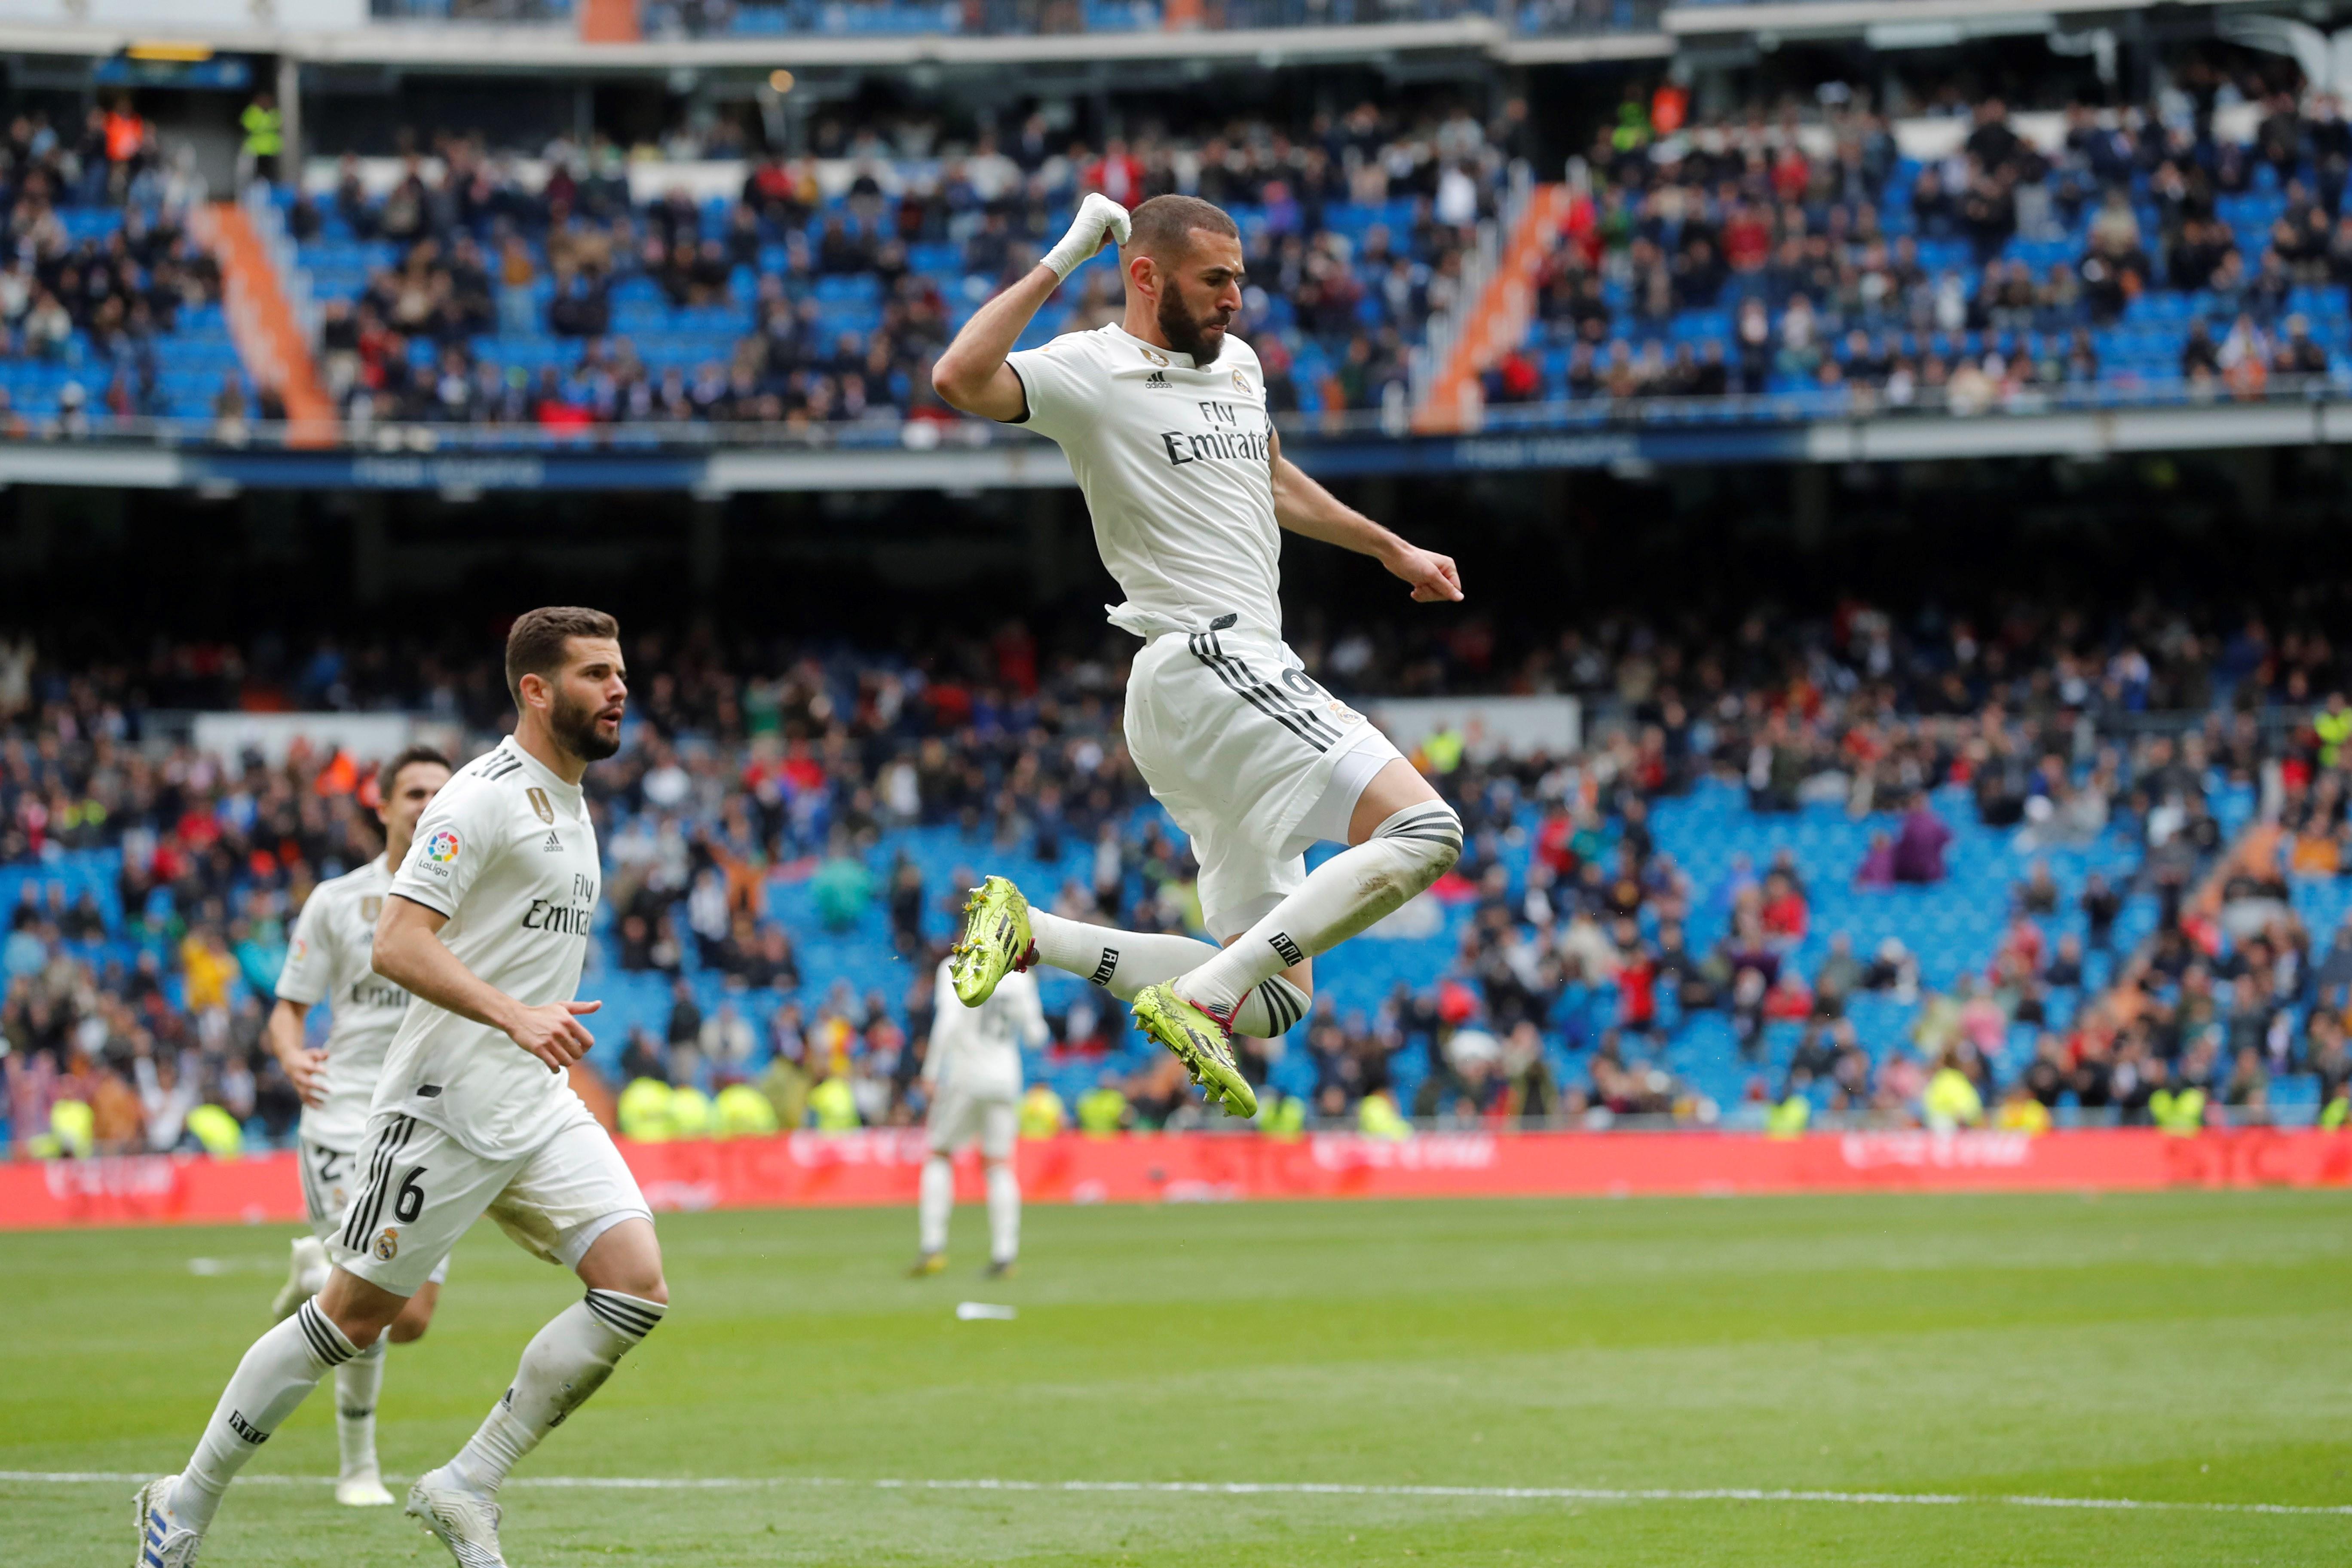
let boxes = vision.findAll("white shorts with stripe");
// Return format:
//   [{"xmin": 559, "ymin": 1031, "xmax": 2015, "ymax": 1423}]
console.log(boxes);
[
  {"xmin": 1123, "ymin": 623, "xmax": 1403, "ymax": 939},
  {"xmin": 326, "ymin": 1108, "xmax": 651, "ymax": 1299},
  {"xmin": 926, "ymin": 1086, "xmax": 1019, "ymax": 1162},
  {"xmin": 300, "ymin": 1137, "xmax": 450, "ymax": 1287}
]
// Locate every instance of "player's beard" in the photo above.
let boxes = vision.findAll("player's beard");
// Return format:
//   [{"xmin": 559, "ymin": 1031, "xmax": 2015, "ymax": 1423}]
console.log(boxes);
[
  {"xmin": 551, "ymin": 688, "xmax": 622, "ymax": 762},
  {"xmin": 1157, "ymin": 284, "xmax": 1228, "ymax": 366}
]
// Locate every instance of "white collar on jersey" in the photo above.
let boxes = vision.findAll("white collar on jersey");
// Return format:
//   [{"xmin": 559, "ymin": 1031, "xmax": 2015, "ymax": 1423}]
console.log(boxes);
[{"xmin": 496, "ymin": 734, "xmax": 585, "ymax": 804}]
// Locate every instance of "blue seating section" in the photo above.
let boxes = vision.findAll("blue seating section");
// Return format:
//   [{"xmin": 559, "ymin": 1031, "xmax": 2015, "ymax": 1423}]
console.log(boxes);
[
  {"xmin": 286, "ymin": 184, "xmax": 1438, "ymax": 421},
  {"xmin": 0, "ymin": 207, "xmax": 245, "ymax": 421},
  {"xmin": 1529, "ymin": 153, "xmax": 2352, "ymax": 409}
]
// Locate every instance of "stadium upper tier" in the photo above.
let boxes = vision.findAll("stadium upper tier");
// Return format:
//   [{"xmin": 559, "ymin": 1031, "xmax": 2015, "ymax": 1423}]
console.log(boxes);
[{"xmin": 283, "ymin": 117, "xmax": 1501, "ymax": 429}]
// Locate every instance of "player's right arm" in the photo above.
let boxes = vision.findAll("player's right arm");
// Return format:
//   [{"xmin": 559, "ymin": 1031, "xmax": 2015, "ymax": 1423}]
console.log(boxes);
[
  {"xmin": 374, "ymin": 777, "xmax": 597, "ymax": 1074},
  {"xmin": 932, "ymin": 193, "xmax": 1130, "ymax": 421},
  {"xmin": 264, "ymin": 1000, "xmax": 328, "ymax": 1108},
  {"xmin": 372, "ymin": 897, "xmax": 598, "ymax": 1075}
]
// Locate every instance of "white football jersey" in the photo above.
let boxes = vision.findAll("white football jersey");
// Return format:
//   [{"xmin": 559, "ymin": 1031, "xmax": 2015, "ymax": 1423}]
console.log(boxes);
[
  {"xmin": 378, "ymin": 736, "xmax": 603, "ymax": 1160},
  {"xmin": 1006, "ymin": 323, "xmax": 1283, "ymax": 639},
  {"xmin": 275, "ymin": 856, "xmax": 409, "ymax": 1152},
  {"xmin": 924, "ymin": 958, "xmax": 1045, "ymax": 1102}
]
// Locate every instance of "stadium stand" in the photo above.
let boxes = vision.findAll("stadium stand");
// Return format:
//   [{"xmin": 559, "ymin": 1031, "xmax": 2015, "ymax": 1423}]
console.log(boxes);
[
  {"xmin": 279, "ymin": 100, "xmax": 1514, "ymax": 432},
  {"xmin": 3, "ymin": 594, "xmax": 2336, "ymax": 1156},
  {"xmin": 0, "ymin": 113, "xmax": 251, "ymax": 426},
  {"xmin": 1479, "ymin": 79, "xmax": 2352, "ymax": 417}
]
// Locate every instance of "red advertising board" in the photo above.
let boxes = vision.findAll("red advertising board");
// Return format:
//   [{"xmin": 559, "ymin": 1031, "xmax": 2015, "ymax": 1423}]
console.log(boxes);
[{"xmin": 4, "ymin": 1128, "xmax": 2350, "ymax": 1231}]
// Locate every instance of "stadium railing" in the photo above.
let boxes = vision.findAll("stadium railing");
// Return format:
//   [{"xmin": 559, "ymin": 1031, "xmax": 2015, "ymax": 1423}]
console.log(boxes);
[{"xmin": 3, "ymin": 374, "xmax": 2345, "ymax": 452}]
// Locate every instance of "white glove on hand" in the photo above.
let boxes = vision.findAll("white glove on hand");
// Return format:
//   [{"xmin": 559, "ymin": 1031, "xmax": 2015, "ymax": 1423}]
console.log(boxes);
[{"xmin": 1041, "ymin": 192, "xmax": 1132, "ymax": 282}]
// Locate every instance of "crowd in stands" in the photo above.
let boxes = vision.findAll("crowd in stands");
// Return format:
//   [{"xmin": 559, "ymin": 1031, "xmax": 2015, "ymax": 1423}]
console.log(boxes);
[
  {"xmin": 7, "ymin": 589, "xmax": 2352, "ymax": 1157},
  {"xmin": 1490, "ymin": 67, "xmax": 2352, "ymax": 410},
  {"xmin": 0, "ymin": 109, "xmax": 242, "ymax": 426},
  {"xmin": 291, "ymin": 99, "xmax": 1524, "ymax": 433}
]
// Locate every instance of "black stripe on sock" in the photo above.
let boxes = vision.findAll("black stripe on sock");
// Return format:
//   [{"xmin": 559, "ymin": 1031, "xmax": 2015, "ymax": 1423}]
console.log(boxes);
[
  {"xmin": 298, "ymin": 1302, "xmax": 353, "ymax": 1367},
  {"xmin": 584, "ymin": 1293, "xmax": 663, "ymax": 1339}
]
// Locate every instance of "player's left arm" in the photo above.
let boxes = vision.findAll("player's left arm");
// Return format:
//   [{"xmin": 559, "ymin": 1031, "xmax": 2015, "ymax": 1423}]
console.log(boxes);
[{"xmin": 1268, "ymin": 425, "xmax": 1462, "ymax": 603}]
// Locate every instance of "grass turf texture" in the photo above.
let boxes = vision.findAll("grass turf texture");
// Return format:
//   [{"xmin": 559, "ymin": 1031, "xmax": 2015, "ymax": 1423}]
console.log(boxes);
[{"xmin": 4, "ymin": 1190, "xmax": 2349, "ymax": 1566}]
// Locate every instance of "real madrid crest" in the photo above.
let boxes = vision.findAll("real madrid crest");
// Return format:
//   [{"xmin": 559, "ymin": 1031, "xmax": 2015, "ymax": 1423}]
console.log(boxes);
[
  {"xmin": 1233, "ymin": 369, "xmax": 1250, "ymax": 394},
  {"xmin": 527, "ymin": 787, "xmax": 554, "ymax": 825},
  {"xmin": 360, "ymin": 896, "xmax": 383, "ymax": 922},
  {"xmin": 1141, "ymin": 345, "xmax": 1170, "ymax": 367},
  {"xmin": 374, "ymin": 1228, "xmax": 400, "ymax": 1262}
]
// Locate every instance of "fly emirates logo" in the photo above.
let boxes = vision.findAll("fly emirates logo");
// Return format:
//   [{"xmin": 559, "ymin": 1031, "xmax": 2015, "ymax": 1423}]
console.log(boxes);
[
  {"xmin": 1160, "ymin": 400, "xmax": 1271, "ymax": 467},
  {"xmin": 522, "ymin": 873, "xmax": 599, "ymax": 937}
]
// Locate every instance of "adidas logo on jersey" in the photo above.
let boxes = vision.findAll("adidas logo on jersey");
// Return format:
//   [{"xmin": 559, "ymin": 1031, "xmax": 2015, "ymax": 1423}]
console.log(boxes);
[
  {"xmin": 1144, "ymin": 371, "xmax": 1170, "ymax": 389},
  {"xmin": 542, "ymin": 830, "xmax": 564, "ymax": 852}
]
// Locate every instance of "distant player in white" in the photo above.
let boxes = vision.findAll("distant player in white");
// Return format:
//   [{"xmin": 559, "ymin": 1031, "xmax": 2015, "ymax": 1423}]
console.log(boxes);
[
  {"xmin": 263, "ymin": 742, "xmax": 453, "ymax": 1507},
  {"xmin": 137, "ymin": 607, "xmax": 665, "ymax": 1568},
  {"xmin": 933, "ymin": 193, "xmax": 1465, "ymax": 1114},
  {"xmin": 911, "ymin": 958, "xmax": 1046, "ymax": 1279}
]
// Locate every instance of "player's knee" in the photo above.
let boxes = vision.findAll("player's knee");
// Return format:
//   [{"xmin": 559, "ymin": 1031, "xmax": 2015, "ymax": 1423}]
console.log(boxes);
[
  {"xmin": 1375, "ymin": 800, "xmax": 1463, "ymax": 885},
  {"xmin": 386, "ymin": 1316, "xmax": 428, "ymax": 1345}
]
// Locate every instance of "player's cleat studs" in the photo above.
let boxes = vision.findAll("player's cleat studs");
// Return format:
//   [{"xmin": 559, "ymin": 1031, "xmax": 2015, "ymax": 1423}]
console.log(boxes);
[{"xmin": 1131, "ymin": 983, "xmax": 1258, "ymax": 1118}]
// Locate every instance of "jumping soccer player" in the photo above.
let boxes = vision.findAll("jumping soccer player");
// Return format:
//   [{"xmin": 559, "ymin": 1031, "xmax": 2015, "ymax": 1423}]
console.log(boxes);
[
  {"xmin": 264, "ymin": 742, "xmax": 453, "ymax": 1507},
  {"xmin": 135, "ymin": 607, "xmax": 665, "ymax": 1568},
  {"xmin": 911, "ymin": 955, "xmax": 1047, "ymax": 1279},
  {"xmin": 931, "ymin": 192, "xmax": 1464, "ymax": 1115}
]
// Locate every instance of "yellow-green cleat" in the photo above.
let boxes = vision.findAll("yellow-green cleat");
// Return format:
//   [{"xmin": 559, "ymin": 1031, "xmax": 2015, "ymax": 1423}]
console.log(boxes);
[
  {"xmin": 949, "ymin": 876, "xmax": 1033, "ymax": 1006},
  {"xmin": 908, "ymin": 1251, "xmax": 946, "ymax": 1278},
  {"xmin": 1131, "ymin": 983, "xmax": 1259, "ymax": 1118}
]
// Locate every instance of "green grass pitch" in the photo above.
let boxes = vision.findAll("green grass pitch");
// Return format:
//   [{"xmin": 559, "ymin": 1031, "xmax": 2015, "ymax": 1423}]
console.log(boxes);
[{"xmin": 5, "ymin": 1189, "xmax": 2349, "ymax": 1565}]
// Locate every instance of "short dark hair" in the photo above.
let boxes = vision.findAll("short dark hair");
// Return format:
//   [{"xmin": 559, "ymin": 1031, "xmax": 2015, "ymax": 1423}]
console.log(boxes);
[
  {"xmin": 1126, "ymin": 195, "xmax": 1239, "ymax": 261},
  {"xmin": 505, "ymin": 606, "xmax": 620, "ymax": 707},
  {"xmin": 376, "ymin": 744, "xmax": 451, "ymax": 802}
]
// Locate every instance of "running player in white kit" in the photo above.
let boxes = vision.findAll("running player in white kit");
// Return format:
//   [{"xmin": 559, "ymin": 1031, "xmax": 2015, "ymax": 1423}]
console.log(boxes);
[
  {"xmin": 135, "ymin": 607, "xmax": 666, "ymax": 1568},
  {"xmin": 932, "ymin": 193, "xmax": 1465, "ymax": 1116},
  {"xmin": 263, "ymin": 743, "xmax": 452, "ymax": 1507},
  {"xmin": 911, "ymin": 957, "xmax": 1047, "ymax": 1279}
]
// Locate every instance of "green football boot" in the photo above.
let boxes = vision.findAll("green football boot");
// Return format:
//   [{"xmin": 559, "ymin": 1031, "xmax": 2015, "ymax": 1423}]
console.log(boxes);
[
  {"xmin": 949, "ymin": 875, "xmax": 1034, "ymax": 1007},
  {"xmin": 1130, "ymin": 983, "xmax": 1259, "ymax": 1118}
]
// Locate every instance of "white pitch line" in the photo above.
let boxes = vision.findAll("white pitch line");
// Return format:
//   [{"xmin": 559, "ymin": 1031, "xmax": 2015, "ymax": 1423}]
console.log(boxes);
[{"xmin": 3, "ymin": 1471, "xmax": 2345, "ymax": 1518}]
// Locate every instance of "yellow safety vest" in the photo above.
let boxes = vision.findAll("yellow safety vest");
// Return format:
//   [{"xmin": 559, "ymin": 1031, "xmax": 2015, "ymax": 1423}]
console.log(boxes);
[
  {"xmin": 715, "ymin": 1083, "xmax": 780, "ymax": 1138},
  {"xmin": 809, "ymin": 1076, "xmax": 860, "ymax": 1131},
  {"xmin": 1765, "ymin": 1096, "xmax": 1810, "ymax": 1138},
  {"xmin": 2150, "ymin": 1087, "xmax": 2206, "ymax": 1135},
  {"xmin": 185, "ymin": 1102, "xmax": 242, "ymax": 1158},
  {"xmin": 1017, "ymin": 1084, "xmax": 1067, "ymax": 1138},
  {"xmin": 241, "ymin": 104, "xmax": 283, "ymax": 157}
]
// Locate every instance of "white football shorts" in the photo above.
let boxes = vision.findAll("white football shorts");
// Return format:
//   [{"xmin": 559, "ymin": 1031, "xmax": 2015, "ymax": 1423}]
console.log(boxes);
[
  {"xmin": 927, "ymin": 1085, "xmax": 1019, "ymax": 1162},
  {"xmin": 302, "ymin": 1136, "xmax": 449, "ymax": 1286},
  {"xmin": 326, "ymin": 1109, "xmax": 651, "ymax": 1298},
  {"xmin": 1124, "ymin": 623, "xmax": 1403, "ymax": 940}
]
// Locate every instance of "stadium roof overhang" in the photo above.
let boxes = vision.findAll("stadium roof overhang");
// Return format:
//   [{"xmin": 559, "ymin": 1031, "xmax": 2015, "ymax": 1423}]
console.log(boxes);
[
  {"xmin": 1661, "ymin": 0, "xmax": 2272, "ymax": 47},
  {"xmin": 0, "ymin": 17, "xmax": 1666, "ymax": 76}
]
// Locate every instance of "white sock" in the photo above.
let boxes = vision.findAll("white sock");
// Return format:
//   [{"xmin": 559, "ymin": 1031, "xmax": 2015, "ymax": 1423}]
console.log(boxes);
[
  {"xmin": 1178, "ymin": 802, "xmax": 1462, "ymax": 1018},
  {"xmin": 443, "ymin": 1290, "xmax": 665, "ymax": 1498},
  {"xmin": 985, "ymin": 1159, "xmax": 1019, "ymax": 1265},
  {"xmin": 336, "ymin": 1338, "xmax": 386, "ymax": 1479},
  {"xmin": 1029, "ymin": 910, "xmax": 1312, "ymax": 1035},
  {"xmin": 175, "ymin": 1299, "xmax": 359, "ymax": 1532},
  {"xmin": 918, "ymin": 1155, "xmax": 953, "ymax": 1256}
]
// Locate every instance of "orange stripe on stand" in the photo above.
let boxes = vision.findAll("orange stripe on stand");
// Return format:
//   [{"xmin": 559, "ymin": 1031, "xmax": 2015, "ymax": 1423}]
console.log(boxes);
[
  {"xmin": 1415, "ymin": 183, "xmax": 1568, "ymax": 436},
  {"xmin": 202, "ymin": 200, "xmax": 337, "ymax": 447}
]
